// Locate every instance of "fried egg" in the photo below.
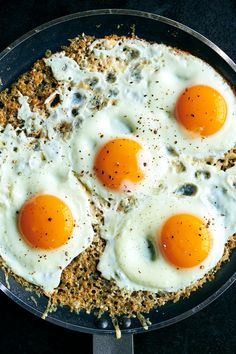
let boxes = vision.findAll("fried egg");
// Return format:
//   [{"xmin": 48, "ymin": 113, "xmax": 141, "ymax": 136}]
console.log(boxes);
[
  {"xmin": 70, "ymin": 101, "xmax": 168, "ymax": 203},
  {"xmin": 98, "ymin": 162, "xmax": 236, "ymax": 292},
  {"xmin": 44, "ymin": 50, "xmax": 169, "ymax": 203},
  {"xmin": 147, "ymin": 46, "xmax": 236, "ymax": 158},
  {"xmin": 0, "ymin": 126, "xmax": 94, "ymax": 293}
]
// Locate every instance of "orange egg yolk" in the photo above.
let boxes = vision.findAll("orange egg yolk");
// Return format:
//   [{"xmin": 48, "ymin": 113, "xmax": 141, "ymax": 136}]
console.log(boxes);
[
  {"xmin": 94, "ymin": 138, "xmax": 145, "ymax": 191},
  {"xmin": 175, "ymin": 85, "xmax": 227, "ymax": 137},
  {"xmin": 159, "ymin": 213, "xmax": 212, "ymax": 268},
  {"xmin": 18, "ymin": 194, "xmax": 74, "ymax": 250}
]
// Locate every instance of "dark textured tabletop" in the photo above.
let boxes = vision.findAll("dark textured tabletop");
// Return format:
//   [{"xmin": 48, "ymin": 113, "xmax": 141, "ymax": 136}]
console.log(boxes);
[{"xmin": 0, "ymin": 1, "xmax": 235, "ymax": 353}]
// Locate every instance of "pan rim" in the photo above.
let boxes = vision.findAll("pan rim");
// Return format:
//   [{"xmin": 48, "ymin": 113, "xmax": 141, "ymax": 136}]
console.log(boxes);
[
  {"xmin": 1, "ymin": 271, "xmax": 236, "ymax": 335},
  {"xmin": 0, "ymin": 8, "xmax": 235, "ymax": 335},
  {"xmin": 0, "ymin": 8, "xmax": 235, "ymax": 70}
]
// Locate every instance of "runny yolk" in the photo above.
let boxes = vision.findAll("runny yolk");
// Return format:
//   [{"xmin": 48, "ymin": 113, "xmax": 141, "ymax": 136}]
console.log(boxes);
[
  {"xmin": 159, "ymin": 213, "xmax": 212, "ymax": 268},
  {"xmin": 94, "ymin": 138, "xmax": 145, "ymax": 191},
  {"xmin": 18, "ymin": 194, "xmax": 74, "ymax": 250},
  {"xmin": 175, "ymin": 85, "xmax": 227, "ymax": 137}
]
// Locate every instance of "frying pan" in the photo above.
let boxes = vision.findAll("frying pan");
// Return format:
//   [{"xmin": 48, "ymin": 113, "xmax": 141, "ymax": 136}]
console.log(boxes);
[{"xmin": 0, "ymin": 9, "xmax": 235, "ymax": 354}]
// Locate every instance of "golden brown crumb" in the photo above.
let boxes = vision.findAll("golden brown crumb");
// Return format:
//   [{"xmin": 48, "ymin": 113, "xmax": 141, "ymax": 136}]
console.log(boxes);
[
  {"xmin": 216, "ymin": 148, "xmax": 236, "ymax": 170},
  {"xmin": 0, "ymin": 59, "xmax": 58, "ymax": 128},
  {"xmin": 49, "ymin": 230, "xmax": 236, "ymax": 317}
]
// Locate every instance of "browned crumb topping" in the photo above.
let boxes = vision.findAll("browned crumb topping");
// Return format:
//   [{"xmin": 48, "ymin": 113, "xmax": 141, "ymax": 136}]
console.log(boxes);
[
  {"xmin": 0, "ymin": 59, "xmax": 58, "ymax": 128},
  {"xmin": 216, "ymin": 148, "xmax": 236, "ymax": 171},
  {"xmin": 1, "ymin": 230, "xmax": 235, "ymax": 318},
  {"xmin": 0, "ymin": 86, "xmax": 20, "ymax": 128},
  {"xmin": 63, "ymin": 35, "xmax": 129, "ymax": 74},
  {"xmin": 0, "ymin": 35, "xmax": 235, "ymax": 323},
  {"xmin": 50, "ymin": 233, "xmax": 236, "ymax": 317}
]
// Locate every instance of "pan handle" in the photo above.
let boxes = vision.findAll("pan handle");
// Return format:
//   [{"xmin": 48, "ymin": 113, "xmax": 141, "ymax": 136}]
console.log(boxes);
[{"xmin": 93, "ymin": 334, "xmax": 134, "ymax": 354}]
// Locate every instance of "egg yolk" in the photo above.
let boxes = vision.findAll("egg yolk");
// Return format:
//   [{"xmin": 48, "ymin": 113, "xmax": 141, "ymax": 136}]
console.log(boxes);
[
  {"xmin": 175, "ymin": 85, "xmax": 227, "ymax": 137},
  {"xmin": 18, "ymin": 194, "xmax": 74, "ymax": 250},
  {"xmin": 159, "ymin": 213, "xmax": 212, "ymax": 268},
  {"xmin": 94, "ymin": 138, "xmax": 145, "ymax": 191}
]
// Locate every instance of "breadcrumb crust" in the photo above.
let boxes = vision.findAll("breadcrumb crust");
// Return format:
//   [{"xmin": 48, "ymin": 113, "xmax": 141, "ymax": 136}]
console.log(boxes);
[{"xmin": 0, "ymin": 35, "xmax": 235, "ymax": 322}]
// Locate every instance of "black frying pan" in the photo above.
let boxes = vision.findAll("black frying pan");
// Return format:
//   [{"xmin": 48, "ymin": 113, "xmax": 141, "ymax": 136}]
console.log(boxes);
[{"xmin": 0, "ymin": 9, "xmax": 235, "ymax": 354}]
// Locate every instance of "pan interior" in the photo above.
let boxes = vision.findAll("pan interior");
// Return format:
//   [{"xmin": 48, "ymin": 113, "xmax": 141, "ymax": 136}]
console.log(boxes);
[{"xmin": 0, "ymin": 9, "xmax": 235, "ymax": 335}]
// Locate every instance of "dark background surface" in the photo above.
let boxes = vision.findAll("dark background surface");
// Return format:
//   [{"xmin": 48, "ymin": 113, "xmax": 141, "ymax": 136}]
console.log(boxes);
[{"xmin": 0, "ymin": 1, "xmax": 235, "ymax": 353}]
